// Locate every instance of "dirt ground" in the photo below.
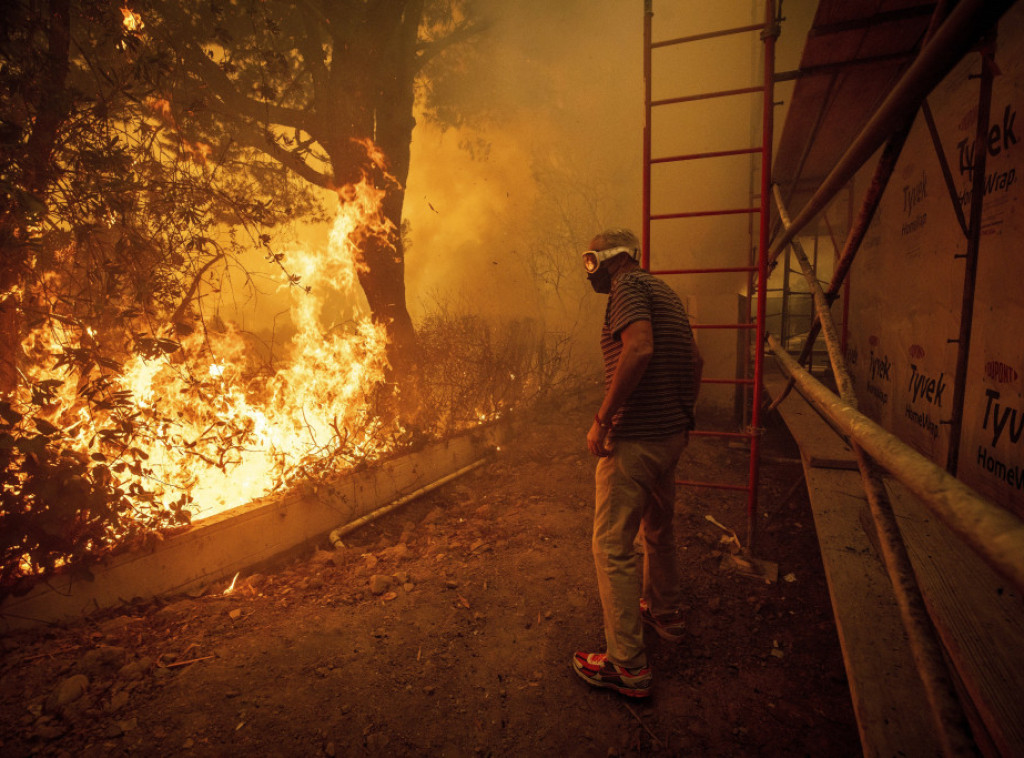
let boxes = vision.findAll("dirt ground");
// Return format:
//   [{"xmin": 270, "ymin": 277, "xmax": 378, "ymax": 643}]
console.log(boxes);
[{"xmin": 0, "ymin": 389, "xmax": 861, "ymax": 757}]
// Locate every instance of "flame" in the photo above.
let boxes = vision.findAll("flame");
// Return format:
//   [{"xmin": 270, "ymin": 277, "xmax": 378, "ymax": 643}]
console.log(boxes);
[
  {"xmin": 120, "ymin": 7, "xmax": 143, "ymax": 32},
  {"xmin": 13, "ymin": 178, "xmax": 401, "ymax": 526},
  {"xmin": 143, "ymin": 97, "xmax": 212, "ymax": 164},
  {"xmin": 353, "ymin": 137, "xmax": 390, "ymax": 175},
  {"xmin": 223, "ymin": 572, "xmax": 240, "ymax": 595},
  {"xmin": 145, "ymin": 97, "xmax": 173, "ymax": 124}
]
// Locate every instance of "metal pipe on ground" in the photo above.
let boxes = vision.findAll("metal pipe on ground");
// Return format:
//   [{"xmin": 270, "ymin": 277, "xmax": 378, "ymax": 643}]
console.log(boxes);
[
  {"xmin": 329, "ymin": 458, "xmax": 489, "ymax": 545},
  {"xmin": 767, "ymin": 335, "xmax": 1024, "ymax": 596}
]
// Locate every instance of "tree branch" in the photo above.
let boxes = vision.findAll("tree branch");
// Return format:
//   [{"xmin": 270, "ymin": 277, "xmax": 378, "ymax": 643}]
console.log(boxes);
[
  {"xmin": 172, "ymin": 253, "xmax": 224, "ymax": 325},
  {"xmin": 232, "ymin": 123, "xmax": 333, "ymax": 189},
  {"xmin": 156, "ymin": 2, "xmax": 313, "ymax": 131},
  {"xmin": 416, "ymin": 20, "xmax": 486, "ymax": 70},
  {"xmin": 185, "ymin": 43, "xmax": 314, "ymax": 130}
]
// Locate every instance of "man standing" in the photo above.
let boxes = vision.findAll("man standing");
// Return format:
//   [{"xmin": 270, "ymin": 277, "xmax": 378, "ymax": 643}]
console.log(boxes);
[{"xmin": 572, "ymin": 228, "xmax": 702, "ymax": 698}]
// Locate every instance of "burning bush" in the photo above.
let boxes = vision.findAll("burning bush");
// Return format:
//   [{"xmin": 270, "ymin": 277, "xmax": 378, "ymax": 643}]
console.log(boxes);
[
  {"xmin": 0, "ymin": 309, "xmax": 398, "ymax": 599},
  {"xmin": 0, "ymin": 304, "xmax": 580, "ymax": 599},
  {"xmin": 0, "ymin": 0, "xmax": 576, "ymax": 601},
  {"xmin": 0, "ymin": 397, "xmax": 192, "ymax": 597}
]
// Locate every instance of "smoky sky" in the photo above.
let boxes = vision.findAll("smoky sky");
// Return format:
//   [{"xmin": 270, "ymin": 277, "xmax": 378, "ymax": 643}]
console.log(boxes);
[
  {"xmin": 226, "ymin": 1, "xmax": 812, "ymax": 381},
  {"xmin": 404, "ymin": 0, "xmax": 811, "ymax": 309},
  {"xmin": 404, "ymin": 0, "xmax": 643, "ymax": 324}
]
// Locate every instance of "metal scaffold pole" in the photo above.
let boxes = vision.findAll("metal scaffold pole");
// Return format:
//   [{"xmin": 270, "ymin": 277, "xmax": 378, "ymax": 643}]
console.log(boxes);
[
  {"xmin": 747, "ymin": 0, "xmax": 777, "ymax": 550},
  {"xmin": 642, "ymin": 0, "xmax": 653, "ymax": 270},
  {"xmin": 772, "ymin": 185, "xmax": 979, "ymax": 756}
]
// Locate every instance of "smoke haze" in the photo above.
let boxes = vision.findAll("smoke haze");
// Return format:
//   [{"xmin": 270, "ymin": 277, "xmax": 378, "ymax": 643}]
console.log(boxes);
[{"xmin": 219, "ymin": 1, "xmax": 812, "ymax": 388}]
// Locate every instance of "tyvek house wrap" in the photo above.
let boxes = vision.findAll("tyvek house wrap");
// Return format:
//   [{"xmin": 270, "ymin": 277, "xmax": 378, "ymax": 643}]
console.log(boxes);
[{"xmin": 843, "ymin": 2, "xmax": 1024, "ymax": 518}]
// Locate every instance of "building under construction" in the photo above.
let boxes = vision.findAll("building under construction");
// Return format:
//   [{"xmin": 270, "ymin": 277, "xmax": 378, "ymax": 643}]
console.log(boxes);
[{"xmin": 641, "ymin": 0, "xmax": 1023, "ymax": 754}]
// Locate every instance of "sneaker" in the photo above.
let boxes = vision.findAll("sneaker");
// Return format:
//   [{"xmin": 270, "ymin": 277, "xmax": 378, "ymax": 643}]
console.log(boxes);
[
  {"xmin": 572, "ymin": 651, "xmax": 652, "ymax": 698},
  {"xmin": 640, "ymin": 598, "xmax": 686, "ymax": 642}
]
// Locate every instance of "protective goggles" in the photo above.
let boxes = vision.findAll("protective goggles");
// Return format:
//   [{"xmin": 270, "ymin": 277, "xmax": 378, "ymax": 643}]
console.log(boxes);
[{"xmin": 582, "ymin": 246, "xmax": 634, "ymax": 273}]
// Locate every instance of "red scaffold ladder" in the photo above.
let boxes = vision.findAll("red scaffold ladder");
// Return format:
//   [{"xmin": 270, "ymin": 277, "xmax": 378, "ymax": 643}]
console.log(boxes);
[{"xmin": 642, "ymin": 0, "xmax": 778, "ymax": 550}]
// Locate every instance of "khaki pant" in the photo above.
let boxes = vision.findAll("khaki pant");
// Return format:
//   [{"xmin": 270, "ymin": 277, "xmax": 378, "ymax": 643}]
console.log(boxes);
[{"xmin": 592, "ymin": 431, "xmax": 689, "ymax": 668}]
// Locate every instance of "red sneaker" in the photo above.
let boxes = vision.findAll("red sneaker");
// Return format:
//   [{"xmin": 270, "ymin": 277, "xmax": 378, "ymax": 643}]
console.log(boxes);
[{"xmin": 572, "ymin": 651, "xmax": 651, "ymax": 698}]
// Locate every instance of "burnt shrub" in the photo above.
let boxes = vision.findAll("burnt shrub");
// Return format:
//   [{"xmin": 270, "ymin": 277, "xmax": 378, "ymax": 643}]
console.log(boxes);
[{"xmin": 415, "ymin": 310, "xmax": 580, "ymax": 436}]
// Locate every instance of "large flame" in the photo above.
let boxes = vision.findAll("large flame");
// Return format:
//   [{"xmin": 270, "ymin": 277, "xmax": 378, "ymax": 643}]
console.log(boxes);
[{"xmin": 16, "ymin": 178, "xmax": 399, "ymax": 525}]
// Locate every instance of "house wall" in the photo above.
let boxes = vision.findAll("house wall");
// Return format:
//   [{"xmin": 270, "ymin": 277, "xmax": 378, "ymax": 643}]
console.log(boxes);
[{"xmin": 843, "ymin": 3, "xmax": 1024, "ymax": 518}]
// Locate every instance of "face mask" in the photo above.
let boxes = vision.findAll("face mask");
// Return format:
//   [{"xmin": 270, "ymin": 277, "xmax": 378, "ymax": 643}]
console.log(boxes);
[{"xmin": 588, "ymin": 265, "xmax": 613, "ymax": 294}]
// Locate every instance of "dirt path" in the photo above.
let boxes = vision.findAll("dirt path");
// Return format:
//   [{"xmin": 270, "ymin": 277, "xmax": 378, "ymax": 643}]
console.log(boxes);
[{"xmin": 1, "ymin": 391, "xmax": 860, "ymax": 756}]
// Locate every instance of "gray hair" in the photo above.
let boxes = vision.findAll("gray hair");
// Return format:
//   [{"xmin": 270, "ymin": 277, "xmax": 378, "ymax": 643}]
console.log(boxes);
[{"xmin": 589, "ymin": 228, "xmax": 640, "ymax": 255}]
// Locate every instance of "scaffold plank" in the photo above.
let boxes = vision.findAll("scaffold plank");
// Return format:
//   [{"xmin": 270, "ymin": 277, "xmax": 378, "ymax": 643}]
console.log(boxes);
[
  {"xmin": 886, "ymin": 479, "xmax": 1024, "ymax": 758},
  {"xmin": 765, "ymin": 369, "xmax": 943, "ymax": 757}
]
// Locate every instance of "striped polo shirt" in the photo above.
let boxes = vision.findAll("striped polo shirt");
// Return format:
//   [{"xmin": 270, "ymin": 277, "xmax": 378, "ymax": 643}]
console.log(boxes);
[{"xmin": 602, "ymin": 268, "xmax": 699, "ymax": 438}]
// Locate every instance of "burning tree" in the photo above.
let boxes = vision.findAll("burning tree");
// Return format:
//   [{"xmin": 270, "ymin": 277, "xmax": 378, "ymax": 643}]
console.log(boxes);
[
  {"xmin": 0, "ymin": 0, "xmax": 503, "ymax": 596},
  {"xmin": 143, "ymin": 0, "xmax": 483, "ymax": 374},
  {"xmin": 0, "ymin": 0, "xmax": 324, "ymax": 593}
]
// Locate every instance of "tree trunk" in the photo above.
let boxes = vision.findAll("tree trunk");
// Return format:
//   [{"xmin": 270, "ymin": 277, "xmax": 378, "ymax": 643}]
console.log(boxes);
[{"xmin": 329, "ymin": 0, "xmax": 423, "ymax": 383}]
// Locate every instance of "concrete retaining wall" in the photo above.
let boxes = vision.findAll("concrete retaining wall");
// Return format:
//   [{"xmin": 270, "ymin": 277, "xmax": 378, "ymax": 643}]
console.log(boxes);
[{"xmin": 0, "ymin": 422, "xmax": 506, "ymax": 631}]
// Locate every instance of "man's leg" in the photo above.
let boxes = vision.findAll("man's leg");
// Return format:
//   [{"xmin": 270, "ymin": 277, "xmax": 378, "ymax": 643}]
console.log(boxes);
[
  {"xmin": 592, "ymin": 444, "xmax": 647, "ymax": 668},
  {"xmin": 642, "ymin": 431, "xmax": 689, "ymax": 617}
]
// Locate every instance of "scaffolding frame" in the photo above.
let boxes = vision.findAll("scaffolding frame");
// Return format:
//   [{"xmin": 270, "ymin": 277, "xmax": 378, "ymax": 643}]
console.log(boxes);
[
  {"xmin": 642, "ymin": 0, "xmax": 778, "ymax": 551},
  {"xmin": 766, "ymin": 0, "xmax": 1024, "ymax": 752}
]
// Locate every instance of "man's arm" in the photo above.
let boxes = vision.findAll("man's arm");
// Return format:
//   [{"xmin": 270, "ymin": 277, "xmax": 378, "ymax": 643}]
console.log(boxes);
[
  {"xmin": 692, "ymin": 343, "xmax": 704, "ymax": 404},
  {"xmin": 587, "ymin": 319, "xmax": 653, "ymax": 457}
]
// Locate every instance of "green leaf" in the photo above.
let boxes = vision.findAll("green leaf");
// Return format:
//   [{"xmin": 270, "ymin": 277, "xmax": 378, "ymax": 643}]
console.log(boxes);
[
  {"xmin": 0, "ymin": 402, "xmax": 23, "ymax": 425},
  {"xmin": 33, "ymin": 418, "xmax": 61, "ymax": 436},
  {"xmin": 156, "ymin": 338, "xmax": 181, "ymax": 354},
  {"xmin": 15, "ymin": 435, "xmax": 47, "ymax": 455}
]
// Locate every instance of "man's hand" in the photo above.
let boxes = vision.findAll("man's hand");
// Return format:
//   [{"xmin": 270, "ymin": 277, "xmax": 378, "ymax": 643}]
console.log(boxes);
[
  {"xmin": 587, "ymin": 418, "xmax": 610, "ymax": 457},
  {"xmin": 587, "ymin": 320, "xmax": 652, "ymax": 458}
]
